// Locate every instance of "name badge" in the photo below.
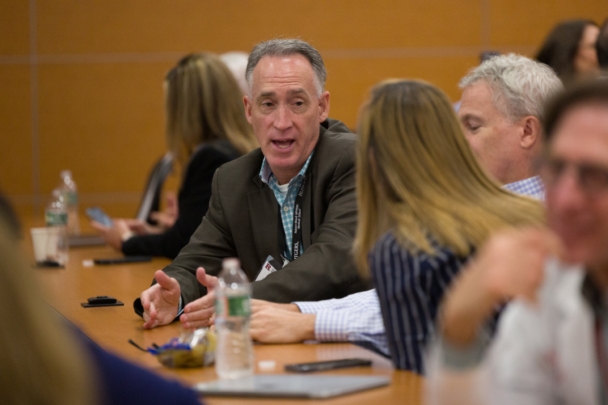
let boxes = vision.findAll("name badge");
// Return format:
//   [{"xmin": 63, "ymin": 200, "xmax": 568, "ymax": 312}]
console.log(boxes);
[{"xmin": 256, "ymin": 255, "xmax": 280, "ymax": 281}]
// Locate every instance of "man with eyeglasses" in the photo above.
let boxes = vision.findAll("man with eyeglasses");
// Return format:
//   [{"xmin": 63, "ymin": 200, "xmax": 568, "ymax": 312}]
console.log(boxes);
[{"xmin": 427, "ymin": 81, "xmax": 608, "ymax": 404}]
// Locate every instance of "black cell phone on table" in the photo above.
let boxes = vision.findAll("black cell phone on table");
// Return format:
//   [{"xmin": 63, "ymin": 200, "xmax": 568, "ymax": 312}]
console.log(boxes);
[
  {"xmin": 86, "ymin": 206, "xmax": 113, "ymax": 227},
  {"xmin": 284, "ymin": 358, "xmax": 372, "ymax": 373}
]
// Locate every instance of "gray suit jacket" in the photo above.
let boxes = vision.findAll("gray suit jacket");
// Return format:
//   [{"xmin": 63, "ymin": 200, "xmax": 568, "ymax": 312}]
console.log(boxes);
[{"xmin": 156, "ymin": 119, "xmax": 369, "ymax": 305}]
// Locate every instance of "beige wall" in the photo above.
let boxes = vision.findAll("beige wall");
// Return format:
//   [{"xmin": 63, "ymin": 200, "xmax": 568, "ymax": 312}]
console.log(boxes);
[{"xmin": 1, "ymin": 0, "xmax": 606, "ymax": 220}]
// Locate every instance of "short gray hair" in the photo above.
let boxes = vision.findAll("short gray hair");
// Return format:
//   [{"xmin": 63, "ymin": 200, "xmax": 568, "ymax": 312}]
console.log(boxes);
[
  {"xmin": 459, "ymin": 53, "xmax": 563, "ymax": 121},
  {"xmin": 246, "ymin": 39, "xmax": 327, "ymax": 95}
]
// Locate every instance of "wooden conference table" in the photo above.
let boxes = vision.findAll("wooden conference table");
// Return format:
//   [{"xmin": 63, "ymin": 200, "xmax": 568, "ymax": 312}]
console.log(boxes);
[{"xmin": 26, "ymin": 227, "xmax": 423, "ymax": 404}]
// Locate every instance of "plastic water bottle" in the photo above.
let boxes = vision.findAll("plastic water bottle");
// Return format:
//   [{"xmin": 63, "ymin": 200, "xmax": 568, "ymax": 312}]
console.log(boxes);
[
  {"xmin": 57, "ymin": 170, "xmax": 80, "ymax": 236},
  {"xmin": 44, "ymin": 189, "xmax": 69, "ymax": 265},
  {"xmin": 215, "ymin": 258, "xmax": 254, "ymax": 379}
]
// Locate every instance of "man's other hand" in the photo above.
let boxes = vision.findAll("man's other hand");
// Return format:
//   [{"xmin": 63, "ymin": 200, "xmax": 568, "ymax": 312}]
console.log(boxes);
[
  {"xmin": 250, "ymin": 306, "xmax": 315, "ymax": 343},
  {"xmin": 180, "ymin": 267, "xmax": 217, "ymax": 329}
]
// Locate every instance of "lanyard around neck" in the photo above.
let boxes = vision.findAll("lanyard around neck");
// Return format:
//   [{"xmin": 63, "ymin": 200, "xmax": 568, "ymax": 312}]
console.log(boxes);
[{"xmin": 277, "ymin": 175, "xmax": 306, "ymax": 263}]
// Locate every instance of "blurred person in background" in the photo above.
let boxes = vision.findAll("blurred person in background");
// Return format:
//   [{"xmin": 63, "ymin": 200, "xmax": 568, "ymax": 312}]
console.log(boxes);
[
  {"xmin": 535, "ymin": 19, "xmax": 600, "ymax": 85},
  {"xmin": 93, "ymin": 52, "xmax": 257, "ymax": 259},
  {"xmin": 597, "ymin": 18, "xmax": 608, "ymax": 70},
  {"xmin": 427, "ymin": 80, "xmax": 608, "ymax": 405},
  {"xmin": 220, "ymin": 51, "xmax": 250, "ymax": 95}
]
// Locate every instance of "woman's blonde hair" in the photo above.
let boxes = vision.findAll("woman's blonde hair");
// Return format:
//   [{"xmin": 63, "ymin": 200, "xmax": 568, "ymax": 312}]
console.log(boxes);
[
  {"xmin": 0, "ymin": 217, "xmax": 94, "ymax": 404},
  {"xmin": 165, "ymin": 52, "xmax": 257, "ymax": 166},
  {"xmin": 355, "ymin": 79, "xmax": 544, "ymax": 272}
]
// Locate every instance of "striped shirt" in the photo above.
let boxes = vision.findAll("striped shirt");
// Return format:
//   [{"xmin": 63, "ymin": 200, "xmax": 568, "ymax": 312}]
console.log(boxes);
[
  {"xmin": 370, "ymin": 234, "xmax": 469, "ymax": 374},
  {"xmin": 296, "ymin": 290, "xmax": 388, "ymax": 356}
]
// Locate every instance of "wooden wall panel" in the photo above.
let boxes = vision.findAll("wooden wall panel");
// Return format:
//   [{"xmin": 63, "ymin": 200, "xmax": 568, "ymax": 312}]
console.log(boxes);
[
  {"xmin": 490, "ymin": 0, "xmax": 607, "ymax": 47},
  {"xmin": 326, "ymin": 56, "xmax": 478, "ymax": 127},
  {"xmin": 37, "ymin": 62, "xmax": 169, "ymax": 195},
  {"xmin": 0, "ymin": 1, "xmax": 29, "ymax": 55},
  {"xmin": 35, "ymin": 0, "xmax": 481, "ymax": 54},
  {"xmin": 0, "ymin": 65, "xmax": 33, "ymax": 195}
]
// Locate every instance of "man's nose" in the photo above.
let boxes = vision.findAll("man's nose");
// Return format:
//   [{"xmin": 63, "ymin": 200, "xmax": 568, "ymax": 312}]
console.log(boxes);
[{"xmin": 273, "ymin": 105, "xmax": 293, "ymax": 130}]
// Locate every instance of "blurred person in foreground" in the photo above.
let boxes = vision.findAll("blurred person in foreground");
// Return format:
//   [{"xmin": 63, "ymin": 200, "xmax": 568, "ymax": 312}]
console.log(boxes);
[
  {"xmin": 535, "ymin": 19, "xmax": 600, "ymax": 85},
  {"xmin": 93, "ymin": 52, "xmax": 257, "ymax": 259},
  {"xmin": 136, "ymin": 39, "xmax": 368, "ymax": 330},
  {"xmin": 248, "ymin": 55, "xmax": 561, "ymax": 366},
  {"xmin": 0, "ymin": 202, "xmax": 201, "ymax": 404},
  {"xmin": 427, "ymin": 80, "xmax": 608, "ymax": 404}
]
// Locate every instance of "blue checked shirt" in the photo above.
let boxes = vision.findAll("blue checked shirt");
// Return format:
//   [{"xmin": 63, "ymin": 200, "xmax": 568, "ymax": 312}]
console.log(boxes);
[
  {"xmin": 503, "ymin": 175, "xmax": 545, "ymax": 201},
  {"xmin": 296, "ymin": 290, "xmax": 389, "ymax": 356},
  {"xmin": 294, "ymin": 177, "xmax": 545, "ymax": 369},
  {"xmin": 259, "ymin": 153, "xmax": 313, "ymax": 261}
]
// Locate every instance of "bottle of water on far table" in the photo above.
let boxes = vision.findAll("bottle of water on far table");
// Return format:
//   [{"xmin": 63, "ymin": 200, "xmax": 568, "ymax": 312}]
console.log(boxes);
[
  {"xmin": 44, "ymin": 189, "xmax": 69, "ymax": 265},
  {"xmin": 215, "ymin": 258, "xmax": 254, "ymax": 379},
  {"xmin": 58, "ymin": 170, "xmax": 80, "ymax": 236}
]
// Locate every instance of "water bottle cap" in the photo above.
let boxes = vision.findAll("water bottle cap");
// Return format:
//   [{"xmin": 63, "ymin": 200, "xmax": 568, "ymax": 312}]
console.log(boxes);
[
  {"xmin": 222, "ymin": 257, "xmax": 240, "ymax": 269},
  {"xmin": 60, "ymin": 170, "xmax": 72, "ymax": 179}
]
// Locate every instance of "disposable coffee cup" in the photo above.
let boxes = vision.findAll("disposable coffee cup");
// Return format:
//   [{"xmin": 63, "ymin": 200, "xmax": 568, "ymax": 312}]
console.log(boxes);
[
  {"xmin": 30, "ymin": 227, "xmax": 68, "ymax": 266},
  {"xmin": 31, "ymin": 227, "xmax": 49, "ymax": 262}
]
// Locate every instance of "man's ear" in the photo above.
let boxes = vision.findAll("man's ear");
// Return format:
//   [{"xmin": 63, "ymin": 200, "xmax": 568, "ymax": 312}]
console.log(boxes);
[
  {"xmin": 520, "ymin": 116, "xmax": 542, "ymax": 149},
  {"xmin": 243, "ymin": 95, "xmax": 253, "ymax": 124},
  {"xmin": 318, "ymin": 91, "xmax": 330, "ymax": 122}
]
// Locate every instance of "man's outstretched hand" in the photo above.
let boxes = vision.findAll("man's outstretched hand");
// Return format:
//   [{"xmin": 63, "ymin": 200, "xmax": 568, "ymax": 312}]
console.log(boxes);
[{"xmin": 140, "ymin": 270, "xmax": 181, "ymax": 329}]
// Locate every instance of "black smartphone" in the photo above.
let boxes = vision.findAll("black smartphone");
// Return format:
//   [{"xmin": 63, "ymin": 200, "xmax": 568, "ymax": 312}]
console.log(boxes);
[
  {"xmin": 284, "ymin": 358, "xmax": 372, "ymax": 373},
  {"xmin": 86, "ymin": 206, "xmax": 113, "ymax": 227},
  {"xmin": 93, "ymin": 256, "xmax": 152, "ymax": 265}
]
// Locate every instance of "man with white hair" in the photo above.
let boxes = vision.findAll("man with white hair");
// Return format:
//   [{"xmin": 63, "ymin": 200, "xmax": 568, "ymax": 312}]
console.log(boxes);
[
  {"xmin": 458, "ymin": 53, "xmax": 562, "ymax": 197},
  {"xmin": 249, "ymin": 54, "xmax": 562, "ymax": 371}
]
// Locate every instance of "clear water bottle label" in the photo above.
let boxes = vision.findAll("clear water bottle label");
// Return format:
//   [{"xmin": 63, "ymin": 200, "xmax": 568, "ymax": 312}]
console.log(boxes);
[
  {"xmin": 216, "ymin": 295, "xmax": 250, "ymax": 317},
  {"xmin": 45, "ymin": 211, "xmax": 68, "ymax": 226}
]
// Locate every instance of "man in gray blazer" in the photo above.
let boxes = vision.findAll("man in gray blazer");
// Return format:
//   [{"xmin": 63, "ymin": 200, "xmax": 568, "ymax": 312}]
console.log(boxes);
[{"xmin": 137, "ymin": 39, "xmax": 368, "ymax": 329}]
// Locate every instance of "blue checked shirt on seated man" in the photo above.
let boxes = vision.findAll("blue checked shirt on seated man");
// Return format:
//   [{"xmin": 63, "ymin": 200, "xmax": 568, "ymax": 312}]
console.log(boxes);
[
  {"xmin": 249, "ymin": 54, "xmax": 563, "ymax": 373},
  {"xmin": 260, "ymin": 153, "xmax": 313, "ymax": 263}
]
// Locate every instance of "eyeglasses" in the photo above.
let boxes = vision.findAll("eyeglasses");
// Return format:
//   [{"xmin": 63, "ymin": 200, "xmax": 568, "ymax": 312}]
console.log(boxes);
[{"xmin": 541, "ymin": 158, "xmax": 608, "ymax": 194}]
